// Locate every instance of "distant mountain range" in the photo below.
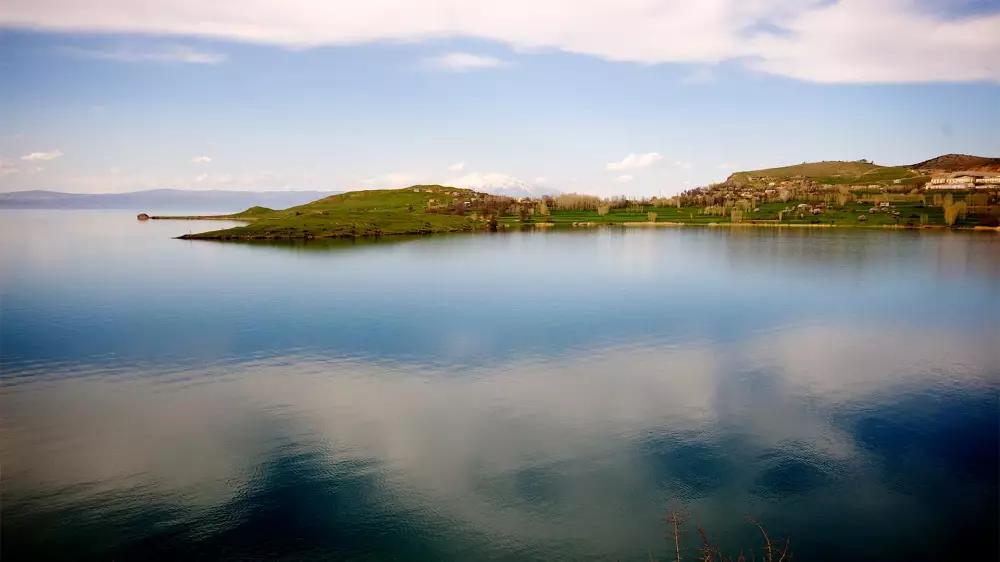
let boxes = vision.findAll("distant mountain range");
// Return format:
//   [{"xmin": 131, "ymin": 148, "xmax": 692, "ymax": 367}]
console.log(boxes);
[{"xmin": 0, "ymin": 189, "xmax": 339, "ymax": 212}]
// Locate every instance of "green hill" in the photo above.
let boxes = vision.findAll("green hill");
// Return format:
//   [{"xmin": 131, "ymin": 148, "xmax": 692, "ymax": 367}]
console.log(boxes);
[
  {"xmin": 179, "ymin": 186, "xmax": 490, "ymax": 240},
  {"xmin": 231, "ymin": 205, "xmax": 276, "ymax": 218},
  {"xmin": 727, "ymin": 160, "xmax": 920, "ymax": 185}
]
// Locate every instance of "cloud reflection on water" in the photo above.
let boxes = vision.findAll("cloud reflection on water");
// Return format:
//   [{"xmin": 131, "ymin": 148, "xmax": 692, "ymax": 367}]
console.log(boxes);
[{"xmin": 3, "ymin": 322, "xmax": 996, "ymax": 559}]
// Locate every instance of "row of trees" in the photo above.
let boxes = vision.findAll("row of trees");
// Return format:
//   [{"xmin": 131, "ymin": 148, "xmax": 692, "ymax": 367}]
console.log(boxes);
[
  {"xmin": 549, "ymin": 193, "xmax": 679, "ymax": 211},
  {"xmin": 424, "ymin": 187, "xmax": 995, "ymax": 228}
]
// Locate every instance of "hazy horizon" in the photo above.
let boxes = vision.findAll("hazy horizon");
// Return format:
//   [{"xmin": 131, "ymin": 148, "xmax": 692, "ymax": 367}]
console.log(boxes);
[{"xmin": 2, "ymin": 152, "xmax": 996, "ymax": 198}]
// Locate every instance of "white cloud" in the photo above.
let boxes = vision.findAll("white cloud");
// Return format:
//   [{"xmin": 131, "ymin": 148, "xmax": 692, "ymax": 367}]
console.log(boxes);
[
  {"xmin": 606, "ymin": 152, "xmax": 662, "ymax": 171},
  {"xmin": 192, "ymin": 155, "xmax": 212, "ymax": 164},
  {"xmin": 62, "ymin": 44, "xmax": 227, "ymax": 64},
  {"xmin": 426, "ymin": 52, "xmax": 505, "ymax": 72},
  {"xmin": 615, "ymin": 174, "xmax": 633, "ymax": 183},
  {"xmin": 2, "ymin": 1, "xmax": 996, "ymax": 83},
  {"xmin": 748, "ymin": 1, "xmax": 1000, "ymax": 83},
  {"xmin": 0, "ymin": 161, "xmax": 18, "ymax": 176},
  {"xmin": 674, "ymin": 160, "xmax": 693, "ymax": 170},
  {"xmin": 21, "ymin": 150, "xmax": 63, "ymax": 161},
  {"xmin": 447, "ymin": 161, "xmax": 466, "ymax": 172}
]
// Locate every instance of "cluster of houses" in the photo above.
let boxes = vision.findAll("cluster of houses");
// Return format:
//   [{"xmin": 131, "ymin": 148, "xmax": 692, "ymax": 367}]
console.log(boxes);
[
  {"xmin": 686, "ymin": 177, "xmax": 817, "ymax": 206},
  {"xmin": 925, "ymin": 171, "xmax": 1000, "ymax": 190},
  {"xmin": 868, "ymin": 201, "xmax": 899, "ymax": 215},
  {"xmin": 782, "ymin": 200, "xmax": 898, "ymax": 216},
  {"xmin": 688, "ymin": 169, "xmax": 999, "ymax": 209},
  {"xmin": 790, "ymin": 202, "xmax": 826, "ymax": 215},
  {"xmin": 724, "ymin": 174, "xmax": 906, "ymax": 199}
]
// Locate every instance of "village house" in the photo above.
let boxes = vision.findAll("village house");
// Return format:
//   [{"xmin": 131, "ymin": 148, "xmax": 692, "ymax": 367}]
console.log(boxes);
[{"xmin": 925, "ymin": 171, "xmax": 1000, "ymax": 190}]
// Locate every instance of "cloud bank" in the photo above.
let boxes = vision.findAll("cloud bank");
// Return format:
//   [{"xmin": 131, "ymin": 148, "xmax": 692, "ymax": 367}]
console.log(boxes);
[
  {"xmin": 62, "ymin": 44, "xmax": 227, "ymax": 64},
  {"xmin": 606, "ymin": 152, "xmax": 663, "ymax": 171},
  {"xmin": 426, "ymin": 52, "xmax": 505, "ymax": 72},
  {"xmin": 2, "ymin": 0, "xmax": 997, "ymax": 83},
  {"xmin": 21, "ymin": 150, "xmax": 63, "ymax": 161}
]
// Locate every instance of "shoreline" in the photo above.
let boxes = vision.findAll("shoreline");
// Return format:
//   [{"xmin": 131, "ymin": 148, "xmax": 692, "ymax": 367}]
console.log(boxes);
[
  {"xmin": 162, "ymin": 219, "xmax": 999, "ymax": 241},
  {"xmin": 148, "ymin": 215, "xmax": 251, "ymax": 221}
]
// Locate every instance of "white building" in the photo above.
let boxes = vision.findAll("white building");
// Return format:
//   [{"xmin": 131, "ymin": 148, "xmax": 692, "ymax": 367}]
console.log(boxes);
[{"xmin": 925, "ymin": 171, "xmax": 1000, "ymax": 190}]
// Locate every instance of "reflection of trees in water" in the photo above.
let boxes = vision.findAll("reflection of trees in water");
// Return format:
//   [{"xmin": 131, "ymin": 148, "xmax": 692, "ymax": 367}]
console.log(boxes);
[{"xmin": 661, "ymin": 509, "xmax": 791, "ymax": 562}]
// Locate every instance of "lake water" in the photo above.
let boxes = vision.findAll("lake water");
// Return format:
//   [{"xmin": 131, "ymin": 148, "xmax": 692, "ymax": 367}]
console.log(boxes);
[{"xmin": 1, "ymin": 210, "xmax": 998, "ymax": 560}]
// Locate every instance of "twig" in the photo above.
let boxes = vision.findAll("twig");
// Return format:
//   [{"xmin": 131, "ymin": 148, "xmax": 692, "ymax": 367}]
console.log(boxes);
[
  {"xmin": 667, "ymin": 510, "xmax": 684, "ymax": 562},
  {"xmin": 747, "ymin": 517, "xmax": 773, "ymax": 562},
  {"xmin": 697, "ymin": 526, "xmax": 713, "ymax": 562},
  {"xmin": 777, "ymin": 538, "xmax": 790, "ymax": 562}
]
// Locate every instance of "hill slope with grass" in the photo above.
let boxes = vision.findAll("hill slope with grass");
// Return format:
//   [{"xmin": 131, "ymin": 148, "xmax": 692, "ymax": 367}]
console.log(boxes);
[
  {"xmin": 726, "ymin": 160, "xmax": 921, "ymax": 185},
  {"xmin": 177, "ymin": 186, "xmax": 490, "ymax": 240}
]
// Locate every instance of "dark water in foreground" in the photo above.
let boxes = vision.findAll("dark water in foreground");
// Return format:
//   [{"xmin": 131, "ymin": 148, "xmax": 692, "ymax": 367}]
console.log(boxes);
[{"xmin": 1, "ymin": 210, "xmax": 998, "ymax": 560}]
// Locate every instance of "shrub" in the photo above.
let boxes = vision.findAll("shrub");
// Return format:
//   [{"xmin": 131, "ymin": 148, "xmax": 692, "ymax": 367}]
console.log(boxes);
[
  {"xmin": 943, "ymin": 201, "xmax": 967, "ymax": 226},
  {"xmin": 555, "ymin": 193, "xmax": 602, "ymax": 210}
]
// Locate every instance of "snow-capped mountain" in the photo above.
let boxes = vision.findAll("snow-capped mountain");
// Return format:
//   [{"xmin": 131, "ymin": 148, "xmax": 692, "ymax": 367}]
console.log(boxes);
[{"xmin": 449, "ymin": 172, "xmax": 559, "ymax": 198}]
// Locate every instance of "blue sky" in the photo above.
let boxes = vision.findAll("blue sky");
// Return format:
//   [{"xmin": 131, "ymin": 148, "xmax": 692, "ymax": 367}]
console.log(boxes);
[{"xmin": 1, "ymin": 0, "xmax": 998, "ymax": 196}]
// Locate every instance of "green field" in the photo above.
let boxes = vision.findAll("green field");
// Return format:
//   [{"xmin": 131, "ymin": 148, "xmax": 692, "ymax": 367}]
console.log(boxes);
[
  {"xmin": 166, "ymin": 185, "xmax": 996, "ymax": 240},
  {"xmin": 177, "ymin": 186, "xmax": 487, "ymax": 239}
]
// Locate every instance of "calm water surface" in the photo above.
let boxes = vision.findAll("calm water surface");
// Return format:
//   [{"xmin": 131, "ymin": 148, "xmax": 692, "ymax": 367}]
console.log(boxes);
[{"xmin": 1, "ymin": 210, "xmax": 998, "ymax": 560}]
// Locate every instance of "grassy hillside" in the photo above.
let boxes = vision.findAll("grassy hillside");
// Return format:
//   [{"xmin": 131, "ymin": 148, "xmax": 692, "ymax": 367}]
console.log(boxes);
[
  {"xmin": 179, "ymin": 186, "xmax": 487, "ymax": 239},
  {"xmin": 728, "ymin": 160, "xmax": 920, "ymax": 185},
  {"xmin": 166, "ymin": 180, "xmax": 997, "ymax": 240}
]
